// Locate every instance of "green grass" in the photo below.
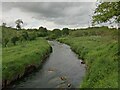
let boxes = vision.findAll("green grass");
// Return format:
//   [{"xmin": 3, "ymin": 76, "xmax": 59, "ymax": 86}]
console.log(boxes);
[
  {"xmin": 58, "ymin": 27, "xmax": 118, "ymax": 88},
  {"xmin": 0, "ymin": 45, "xmax": 2, "ymax": 80},
  {"xmin": 2, "ymin": 38, "xmax": 51, "ymax": 82}
]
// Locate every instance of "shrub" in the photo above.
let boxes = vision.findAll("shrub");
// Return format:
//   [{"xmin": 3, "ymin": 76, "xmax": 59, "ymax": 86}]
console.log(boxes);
[
  {"xmin": 21, "ymin": 31, "xmax": 29, "ymax": 40},
  {"xmin": 11, "ymin": 36, "xmax": 19, "ymax": 45},
  {"xmin": 62, "ymin": 28, "xmax": 69, "ymax": 35},
  {"xmin": 28, "ymin": 32, "xmax": 37, "ymax": 41},
  {"xmin": 3, "ymin": 38, "xmax": 9, "ymax": 47}
]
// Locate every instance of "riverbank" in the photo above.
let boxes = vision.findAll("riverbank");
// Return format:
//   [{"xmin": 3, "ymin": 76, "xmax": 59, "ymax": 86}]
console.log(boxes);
[
  {"xmin": 58, "ymin": 27, "xmax": 118, "ymax": 88},
  {"xmin": 6, "ymin": 41, "xmax": 85, "ymax": 88},
  {"xmin": 2, "ymin": 38, "xmax": 52, "ymax": 88}
]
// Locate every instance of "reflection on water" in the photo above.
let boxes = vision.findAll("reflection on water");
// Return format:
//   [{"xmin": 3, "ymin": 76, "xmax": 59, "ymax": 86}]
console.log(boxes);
[{"xmin": 11, "ymin": 41, "xmax": 85, "ymax": 88}]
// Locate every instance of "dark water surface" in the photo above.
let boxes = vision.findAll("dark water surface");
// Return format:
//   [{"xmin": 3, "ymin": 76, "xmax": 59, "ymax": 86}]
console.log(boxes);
[{"xmin": 11, "ymin": 41, "xmax": 85, "ymax": 88}]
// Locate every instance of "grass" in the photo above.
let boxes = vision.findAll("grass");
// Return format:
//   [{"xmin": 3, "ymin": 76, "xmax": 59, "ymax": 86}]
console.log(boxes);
[
  {"xmin": 2, "ymin": 38, "xmax": 52, "ymax": 84},
  {"xmin": 58, "ymin": 27, "xmax": 118, "ymax": 88}
]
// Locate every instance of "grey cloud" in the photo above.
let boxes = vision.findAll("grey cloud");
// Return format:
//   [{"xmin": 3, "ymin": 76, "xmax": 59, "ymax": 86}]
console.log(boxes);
[{"xmin": 2, "ymin": 2, "xmax": 96, "ymax": 28}]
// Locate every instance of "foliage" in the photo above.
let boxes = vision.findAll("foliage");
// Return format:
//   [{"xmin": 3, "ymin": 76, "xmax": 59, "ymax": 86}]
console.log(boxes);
[
  {"xmin": 28, "ymin": 32, "xmax": 37, "ymax": 41},
  {"xmin": 11, "ymin": 36, "xmax": 19, "ymax": 45},
  {"xmin": 92, "ymin": 1, "xmax": 120, "ymax": 25},
  {"xmin": 58, "ymin": 27, "xmax": 118, "ymax": 88},
  {"xmin": 62, "ymin": 28, "xmax": 69, "ymax": 35},
  {"xmin": 38, "ymin": 26, "xmax": 48, "ymax": 37},
  {"xmin": 69, "ymin": 26, "xmax": 117, "ymax": 38},
  {"xmin": 2, "ymin": 23, "xmax": 6, "ymax": 27},
  {"xmin": 21, "ymin": 31, "xmax": 29, "ymax": 41},
  {"xmin": 46, "ymin": 28, "xmax": 70, "ymax": 40},
  {"xmin": 2, "ymin": 38, "xmax": 9, "ymax": 47},
  {"xmin": 53, "ymin": 29, "xmax": 62, "ymax": 37},
  {"xmin": 2, "ymin": 38, "xmax": 52, "ymax": 83},
  {"xmin": 2, "ymin": 26, "xmax": 52, "ymax": 86},
  {"xmin": 46, "ymin": 29, "xmax": 62, "ymax": 40},
  {"xmin": 2, "ymin": 27, "xmax": 39, "ymax": 47},
  {"xmin": 15, "ymin": 19, "xmax": 23, "ymax": 29}
]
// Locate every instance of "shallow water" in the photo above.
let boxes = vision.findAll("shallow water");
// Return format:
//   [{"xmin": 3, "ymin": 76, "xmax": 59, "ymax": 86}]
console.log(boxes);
[{"xmin": 10, "ymin": 41, "xmax": 85, "ymax": 88}]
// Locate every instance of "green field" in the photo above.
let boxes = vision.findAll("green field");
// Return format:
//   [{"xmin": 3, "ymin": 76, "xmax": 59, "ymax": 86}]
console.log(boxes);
[
  {"xmin": 2, "ymin": 37, "xmax": 52, "ymax": 86},
  {"xmin": 58, "ymin": 27, "xmax": 118, "ymax": 88}
]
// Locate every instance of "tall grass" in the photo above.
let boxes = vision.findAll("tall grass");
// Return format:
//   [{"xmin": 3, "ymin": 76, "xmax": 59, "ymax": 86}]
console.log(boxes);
[
  {"xmin": 58, "ymin": 27, "xmax": 118, "ymax": 88},
  {"xmin": 2, "ymin": 38, "xmax": 52, "ymax": 86}
]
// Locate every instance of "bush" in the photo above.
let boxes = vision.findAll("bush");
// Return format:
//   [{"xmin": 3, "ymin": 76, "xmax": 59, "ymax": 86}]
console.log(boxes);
[
  {"xmin": 37, "ymin": 32, "xmax": 47, "ymax": 37},
  {"xmin": 28, "ymin": 32, "xmax": 37, "ymax": 41},
  {"xmin": 11, "ymin": 36, "xmax": 19, "ymax": 45},
  {"xmin": 62, "ymin": 28, "xmax": 69, "ymax": 35},
  {"xmin": 47, "ymin": 34, "xmax": 58, "ymax": 40},
  {"xmin": 2, "ymin": 38, "xmax": 9, "ymax": 47},
  {"xmin": 21, "ymin": 31, "xmax": 29, "ymax": 41}
]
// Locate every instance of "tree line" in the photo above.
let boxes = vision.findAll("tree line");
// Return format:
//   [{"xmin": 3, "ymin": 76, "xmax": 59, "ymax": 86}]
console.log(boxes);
[{"xmin": 1, "ymin": 24, "xmax": 70, "ymax": 47}]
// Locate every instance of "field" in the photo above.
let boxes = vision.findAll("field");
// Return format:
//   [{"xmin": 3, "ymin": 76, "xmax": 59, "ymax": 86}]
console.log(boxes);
[{"xmin": 58, "ymin": 27, "xmax": 118, "ymax": 88}]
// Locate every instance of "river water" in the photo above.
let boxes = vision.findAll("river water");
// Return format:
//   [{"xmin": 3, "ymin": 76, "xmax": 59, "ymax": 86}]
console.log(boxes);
[{"xmin": 10, "ymin": 41, "xmax": 85, "ymax": 88}]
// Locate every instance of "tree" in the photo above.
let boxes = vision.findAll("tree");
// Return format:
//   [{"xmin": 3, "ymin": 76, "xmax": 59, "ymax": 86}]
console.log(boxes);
[
  {"xmin": 38, "ymin": 26, "xmax": 48, "ymax": 37},
  {"xmin": 15, "ymin": 19, "xmax": 23, "ymax": 29},
  {"xmin": 92, "ymin": 2, "xmax": 120, "ymax": 26},
  {"xmin": 2, "ymin": 23, "xmax": 6, "ymax": 27},
  {"xmin": 62, "ymin": 28, "xmax": 69, "ymax": 35},
  {"xmin": 39, "ymin": 26, "xmax": 47, "ymax": 32},
  {"xmin": 53, "ymin": 29, "xmax": 62, "ymax": 37}
]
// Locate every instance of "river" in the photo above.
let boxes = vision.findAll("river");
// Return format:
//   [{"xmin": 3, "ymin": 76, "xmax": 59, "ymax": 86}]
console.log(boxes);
[{"xmin": 9, "ymin": 41, "xmax": 85, "ymax": 88}]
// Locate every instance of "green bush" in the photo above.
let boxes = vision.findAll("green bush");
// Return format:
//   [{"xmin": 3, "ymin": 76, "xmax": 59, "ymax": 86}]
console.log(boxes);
[
  {"xmin": 11, "ymin": 36, "xmax": 19, "ymax": 45},
  {"xmin": 28, "ymin": 32, "xmax": 37, "ymax": 41},
  {"xmin": 21, "ymin": 31, "xmax": 29, "ymax": 41},
  {"xmin": 2, "ymin": 38, "xmax": 9, "ymax": 47},
  {"xmin": 37, "ymin": 32, "xmax": 47, "ymax": 37}
]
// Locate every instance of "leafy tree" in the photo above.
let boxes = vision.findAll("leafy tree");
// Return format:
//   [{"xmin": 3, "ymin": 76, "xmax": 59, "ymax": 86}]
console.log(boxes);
[
  {"xmin": 62, "ymin": 28, "xmax": 69, "ymax": 35},
  {"xmin": 2, "ymin": 23, "xmax": 6, "ymax": 27},
  {"xmin": 15, "ymin": 19, "xmax": 23, "ymax": 29},
  {"xmin": 39, "ymin": 26, "xmax": 47, "ymax": 32},
  {"xmin": 38, "ymin": 26, "xmax": 48, "ymax": 37},
  {"xmin": 47, "ymin": 29, "xmax": 62, "ymax": 39},
  {"xmin": 53, "ymin": 29, "xmax": 62, "ymax": 37},
  {"xmin": 92, "ymin": 2, "xmax": 120, "ymax": 26},
  {"xmin": 47, "ymin": 34, "xmax": 56, "ymax": 40}
]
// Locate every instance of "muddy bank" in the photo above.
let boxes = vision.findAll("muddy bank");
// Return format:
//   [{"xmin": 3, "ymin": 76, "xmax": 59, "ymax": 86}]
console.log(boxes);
[{"xmin": 2, "ymin": 46, "xmax": 52, "ymax": 89}]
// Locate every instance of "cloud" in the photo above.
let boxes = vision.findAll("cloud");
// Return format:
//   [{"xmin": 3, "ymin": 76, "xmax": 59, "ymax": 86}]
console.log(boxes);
[{"xmin": 2, "ymin": 2, "xmax": 96, "ymax": 29}]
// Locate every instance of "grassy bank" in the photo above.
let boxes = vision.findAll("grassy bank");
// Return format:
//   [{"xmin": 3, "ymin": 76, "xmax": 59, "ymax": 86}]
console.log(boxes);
[
  {"xmin": 2, "ymin": 38, "xmax": 52, "ymax": 87},
  {"xmin": 58, "ymin": 27, "xmax": 118, "ymax": 88}
]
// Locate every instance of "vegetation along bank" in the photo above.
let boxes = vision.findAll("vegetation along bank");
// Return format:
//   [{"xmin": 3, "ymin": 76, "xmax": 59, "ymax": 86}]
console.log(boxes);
[
  {"xmin": 2, "ymin": 26, "xmax": 52, "ymax": 87},
  {"xmin": 58, "ymin": 27, "xmax": 118, "ymax": 88}
]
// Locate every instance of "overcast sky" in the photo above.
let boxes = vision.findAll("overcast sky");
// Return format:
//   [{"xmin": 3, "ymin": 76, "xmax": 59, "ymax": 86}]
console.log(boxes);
[{"xmin": 1, "ymin": 2, "xmax": 97, "ymax": 30}]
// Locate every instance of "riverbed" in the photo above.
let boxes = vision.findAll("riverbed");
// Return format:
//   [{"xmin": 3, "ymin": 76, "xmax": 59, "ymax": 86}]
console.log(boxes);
[{"xmin": 9, "ymin": 41, "xmax": 85, "ymax": 88}]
